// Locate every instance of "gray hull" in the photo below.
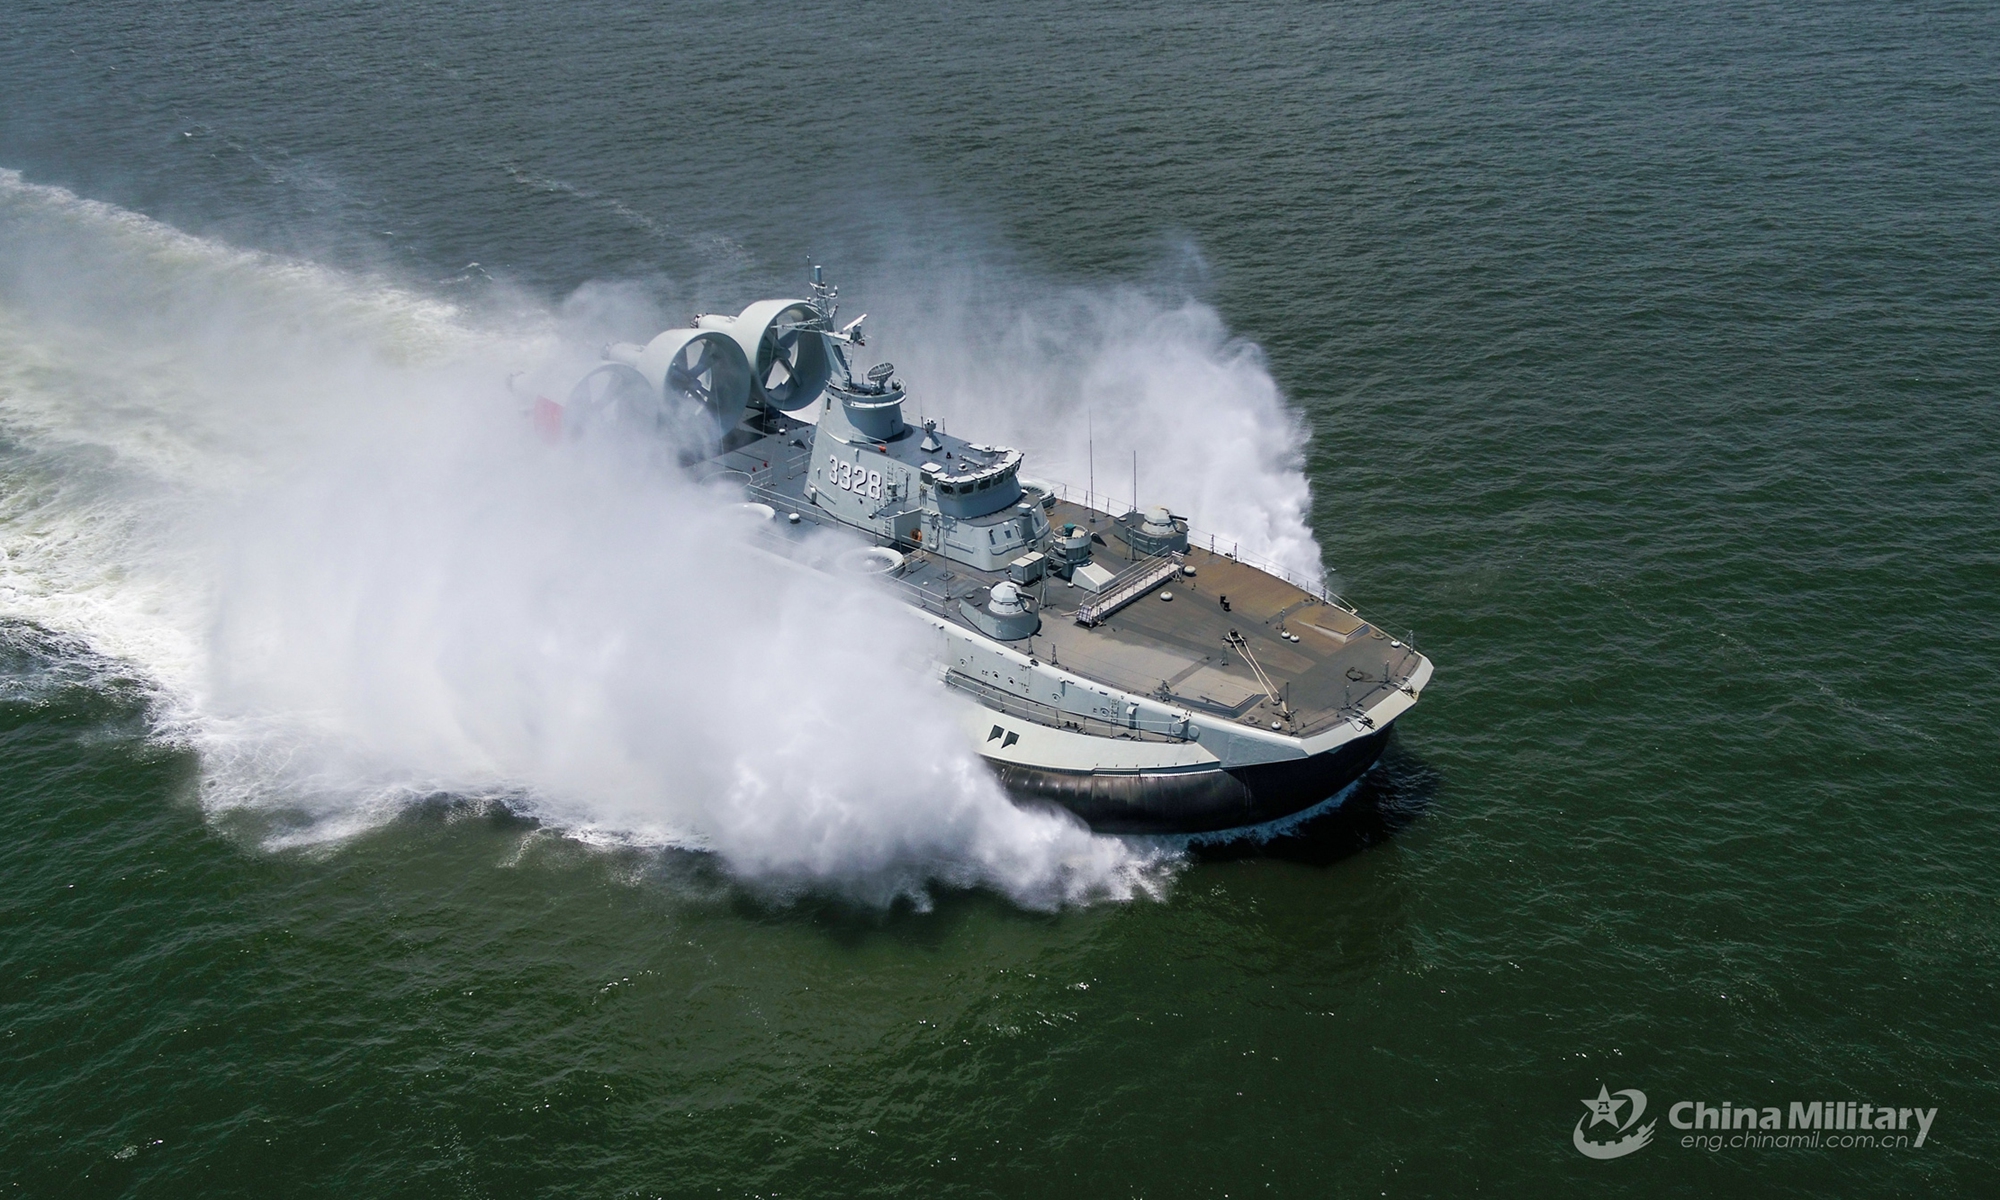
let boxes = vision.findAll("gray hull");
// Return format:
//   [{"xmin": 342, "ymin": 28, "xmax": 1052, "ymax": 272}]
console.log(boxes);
[
  {"xmin": 649, "ymin": 272, "xmax": 1433, "ymax": 841},
  {"xmin": 988, "ymin": 726, "xmax": 1393, "ymax": 835}
]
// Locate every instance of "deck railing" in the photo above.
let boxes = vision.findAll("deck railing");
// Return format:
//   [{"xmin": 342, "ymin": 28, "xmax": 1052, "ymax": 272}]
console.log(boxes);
[
  {"xmin": 1034, "ymin": 479, "xmax": 1354, "ymax": 613},
  {"xmin": 942, "ymin": 670, "xmax": 1192, "ymax": 743},
  {"xmin": 732, "ymin": 464, "xmax": 1395, "ymax": 646}
]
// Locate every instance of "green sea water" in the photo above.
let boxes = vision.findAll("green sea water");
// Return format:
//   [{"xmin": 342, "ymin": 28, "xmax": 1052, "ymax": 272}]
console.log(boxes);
[{"xmin": 2, "ymin": 1, "xmax": 1997, "ymax": 1195}]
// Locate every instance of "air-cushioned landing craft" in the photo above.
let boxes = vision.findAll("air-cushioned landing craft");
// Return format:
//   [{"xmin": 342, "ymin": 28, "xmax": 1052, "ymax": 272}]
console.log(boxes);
[{"xmin": 549, "ymin": 268, "xmax": 1432, "ymax": 833}]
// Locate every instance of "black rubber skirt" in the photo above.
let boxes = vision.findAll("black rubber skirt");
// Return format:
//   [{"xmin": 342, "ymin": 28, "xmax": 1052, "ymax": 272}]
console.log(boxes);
[{"xmin": 987, "ymin": 726, "xmax": 1393, "ymax": 834}]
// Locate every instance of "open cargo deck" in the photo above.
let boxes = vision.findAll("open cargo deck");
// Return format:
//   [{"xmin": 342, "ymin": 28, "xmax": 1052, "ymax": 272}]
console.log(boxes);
[{"xmin": 697, "ymin": 418, "xmax": 1423, "ymax": 746}]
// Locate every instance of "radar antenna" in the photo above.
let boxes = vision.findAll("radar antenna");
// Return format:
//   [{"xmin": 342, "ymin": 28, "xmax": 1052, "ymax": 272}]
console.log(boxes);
[{"xmin": 801, "ymin": 260, "xmax": 869, "ymax": 387}]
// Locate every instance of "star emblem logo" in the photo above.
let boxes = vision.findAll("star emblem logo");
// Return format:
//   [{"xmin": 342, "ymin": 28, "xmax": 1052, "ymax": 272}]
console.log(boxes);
[
  {"xmin": 1582, "ymin": 1084, "xmax": 1627, "ymax": 1127},
  {"xmin": 1572, "ymin": 1085, "xmax": 1654, "ymax": 1159}
]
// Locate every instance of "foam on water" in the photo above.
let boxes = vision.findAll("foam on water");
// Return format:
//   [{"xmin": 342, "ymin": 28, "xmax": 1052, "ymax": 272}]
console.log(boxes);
[{"xmin": 0, "ymin": 171, "xmax": 1319, "ymax": 908}]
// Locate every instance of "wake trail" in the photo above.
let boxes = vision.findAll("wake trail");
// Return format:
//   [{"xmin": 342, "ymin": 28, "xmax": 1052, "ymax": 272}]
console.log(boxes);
[{"xmin": 0, "ymin": 170, "xmax": 1320, "ymax": 909}]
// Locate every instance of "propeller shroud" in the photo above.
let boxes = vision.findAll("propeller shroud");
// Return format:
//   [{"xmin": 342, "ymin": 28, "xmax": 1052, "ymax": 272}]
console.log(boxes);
[
  {"xmin": 631, "ymin": 328, "xmax": 753, "ymax": 443},
  {"xmin": 696, "ymin": 299, "xmax": 833, "ymax": 413},
  {"xmin": 563, "ymin": 362, "xmax": 658, "ymax": 437}
]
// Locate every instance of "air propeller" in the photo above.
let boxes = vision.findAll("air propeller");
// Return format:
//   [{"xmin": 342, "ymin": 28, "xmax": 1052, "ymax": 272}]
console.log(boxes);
[
  {"xmin": 695, "ymin": 299, "xmax": 834, "ymax": 412},
  {"xmin": 563, "ymin": 362, "xmax": 657, "ymax": 435},
  {"xmin": 576, "ymin": 328, "xmax": 752, "ymax": 447}
]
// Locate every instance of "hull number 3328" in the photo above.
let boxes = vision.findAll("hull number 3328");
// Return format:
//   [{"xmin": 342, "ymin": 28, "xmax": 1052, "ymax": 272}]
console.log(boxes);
[{"xmin": 830, "ymin": 456, "xmax": 883, "ymax": 500}]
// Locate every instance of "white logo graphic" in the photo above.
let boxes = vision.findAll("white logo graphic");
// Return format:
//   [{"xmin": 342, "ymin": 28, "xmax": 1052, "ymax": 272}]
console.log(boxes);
[{"xmin": 1574, "ymin": 1085, "xmax": 1656, "ymax": 1160}]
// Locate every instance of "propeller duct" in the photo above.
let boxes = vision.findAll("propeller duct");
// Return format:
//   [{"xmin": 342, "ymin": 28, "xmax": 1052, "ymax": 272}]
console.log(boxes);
[
  {"xmin": 631, "ymin": 328, "xmax": 753, "ymax": 443},
  {"xmin": 569, "ymin": 331, "xmax": 751, "ymax": 446},
  {"xmin": 563, "ymin": 362, "xmax": 656, "ymax": 437},
  {"xmin": 696, "ymin": 299, "xmax": 833, "ymax": 412}
]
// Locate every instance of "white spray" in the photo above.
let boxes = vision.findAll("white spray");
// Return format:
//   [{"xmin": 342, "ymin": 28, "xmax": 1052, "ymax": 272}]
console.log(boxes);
[
  {"xmin": 0, "ymin": 171, "xmax": 1321, "ymax": 908},
  {"xmin": 852, "ymin": 265, "xmax": 1323, "ymax": 581}
]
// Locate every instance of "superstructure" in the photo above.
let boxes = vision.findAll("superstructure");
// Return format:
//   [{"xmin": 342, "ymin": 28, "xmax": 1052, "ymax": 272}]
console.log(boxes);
[{"xmin": 554, "ymin": 268, "xmax": 1432, "ymax": 833}]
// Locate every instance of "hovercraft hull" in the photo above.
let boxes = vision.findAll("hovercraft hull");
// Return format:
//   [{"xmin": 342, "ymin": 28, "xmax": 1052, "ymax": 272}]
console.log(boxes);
[{"xmin": 986, "ymin": 726, "xmax": 1392, "ymax": 835}]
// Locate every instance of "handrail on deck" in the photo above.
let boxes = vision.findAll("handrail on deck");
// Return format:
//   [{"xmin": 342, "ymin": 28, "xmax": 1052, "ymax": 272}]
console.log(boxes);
[
  {"xmin": 1074, "ymin": 551, "xmax": 1184, "ymax": 627},
  {"xmin": 1036, "ymin": 479, "xmax": 1354, "ymax": 613},
  {"xmin": 943, "ymin": 670, "xmax": 1191, "ymax": 743}
]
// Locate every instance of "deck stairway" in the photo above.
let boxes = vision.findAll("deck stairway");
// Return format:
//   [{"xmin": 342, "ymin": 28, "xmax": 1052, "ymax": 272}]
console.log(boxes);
[{"xmin": 1074, "ymin": 552, "xmax": 1185, "ymax": 627}]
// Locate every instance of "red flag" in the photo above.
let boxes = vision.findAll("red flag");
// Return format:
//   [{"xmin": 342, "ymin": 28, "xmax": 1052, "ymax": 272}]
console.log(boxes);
[{"xmin": 532, "ymin": 396, "xmax": 564, "ymax": 442}]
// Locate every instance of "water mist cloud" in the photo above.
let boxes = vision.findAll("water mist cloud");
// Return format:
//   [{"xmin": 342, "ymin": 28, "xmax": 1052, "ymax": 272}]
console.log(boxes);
[
  {"xmin": 0, "ymin": 172, "xmax": 1318, "ymax": 909},
  {"xmin": 198, "ymin": 385, "xmax": 1169, "ymax": 908},
  {"xmin": 851, "ymin": 267, "xmax": 1322, "ymax": 582}
]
